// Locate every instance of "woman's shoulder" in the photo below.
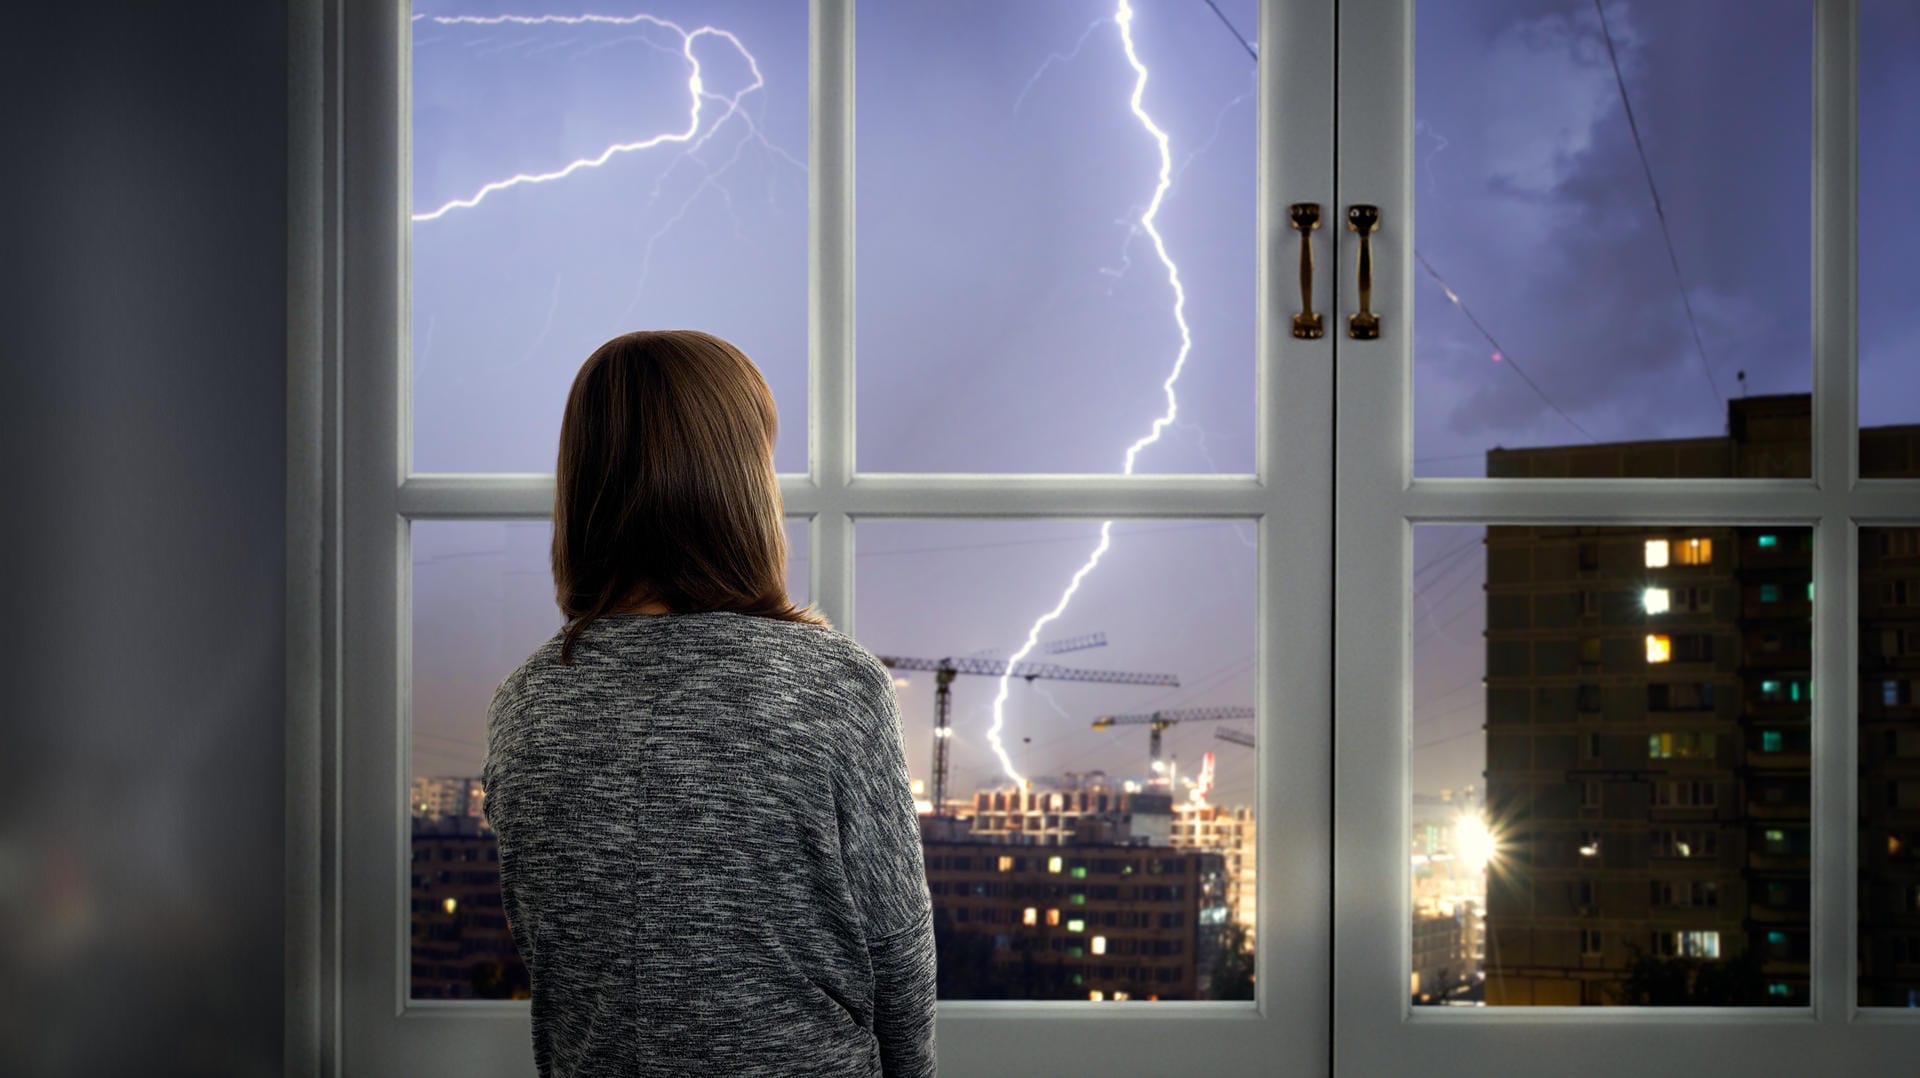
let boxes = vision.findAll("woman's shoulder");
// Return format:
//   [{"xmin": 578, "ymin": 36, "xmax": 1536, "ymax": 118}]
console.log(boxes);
[
  {"xmin": 741, "ymin": 618, "xmax": 895, "ymax": 703},
  {"xmin": 495, "ymin": 613, "xmax": 890, "ymax": 701}
]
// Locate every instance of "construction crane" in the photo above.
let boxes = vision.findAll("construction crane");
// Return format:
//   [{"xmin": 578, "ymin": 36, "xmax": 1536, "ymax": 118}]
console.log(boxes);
[
  {"xmin": 1091, "ymin": 706, "xmax": 1256, "ymax": 784},
  {"xmin": 1214, "ymin": 725, "xmax": 1256, "ymax": 749},
  {"xmin": 962, "ymin": 631, "xmax": 1108, "ymax": 660},
  {"xmin": 876, "ymin": 651, "xmax": 1180, "ymax": 817}
]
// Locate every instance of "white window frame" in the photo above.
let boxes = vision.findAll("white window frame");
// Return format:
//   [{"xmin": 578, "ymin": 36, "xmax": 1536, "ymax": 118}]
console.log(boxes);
[
  {"xmin": 1334, "ymin": 0, "xmax": 1920, "ymax": 1072},
  {"xmin": 290, "ymin": 0, "xmax": 1335, "ymax": 1073}
]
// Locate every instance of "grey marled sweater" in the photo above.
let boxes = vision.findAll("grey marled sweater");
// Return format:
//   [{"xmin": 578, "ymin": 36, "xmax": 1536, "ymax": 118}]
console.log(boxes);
[{"xmin": 482, "ymin": 610, "xmax": 937, "ymax": 1077}]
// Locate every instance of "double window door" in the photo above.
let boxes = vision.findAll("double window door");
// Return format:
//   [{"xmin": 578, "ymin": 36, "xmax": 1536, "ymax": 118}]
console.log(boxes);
[{"xmin": 320, "ymin": 0, "xmax": 1919, "ymax": 1074}]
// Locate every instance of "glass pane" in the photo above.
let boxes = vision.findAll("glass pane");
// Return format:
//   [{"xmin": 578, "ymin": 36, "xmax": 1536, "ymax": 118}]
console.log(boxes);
[
  {"xmin": 1413, "ymin": 524, "xmax": 1812, "ymax": 1006},
  {"xmin": 1413, "ymin": 1, "xmax": 1811, "ymax": 479},
  {"xmin": 856, "ymin": 520, "xmax": 1257, "ymax": 1000},
  {"xmin": 1860, "ymin": 1, "xmax": 1920, "ymax": 479},
  {"xmin": 1859, "ymin": 526, "xmax": 1920, "ymax": 1005},
  {"xmin": 409, "ymin": 3, "xmax": 809, "ymax": 474},
  {"xmin": 408, "ymin": 518, "xmax": 809, "ymax": 999},
  {"xmin": 856, "ymin": 0, "xmax": 1257, "ymax": 474}
]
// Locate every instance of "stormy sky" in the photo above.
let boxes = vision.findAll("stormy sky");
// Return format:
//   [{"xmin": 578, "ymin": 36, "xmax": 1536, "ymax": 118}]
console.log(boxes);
[{"xmin": 405, "ymin": 0, "xmax": 1918, "ymax": 822}]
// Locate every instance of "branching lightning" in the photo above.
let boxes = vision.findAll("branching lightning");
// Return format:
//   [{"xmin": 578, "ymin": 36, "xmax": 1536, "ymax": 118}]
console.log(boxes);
[
  {"xmin": 409, "ymin": 13, "xmax": 793, "ymax": 223},
  {"xmin": 984, "ymin": 0, "xmax": 1198, "ymax": 789}
]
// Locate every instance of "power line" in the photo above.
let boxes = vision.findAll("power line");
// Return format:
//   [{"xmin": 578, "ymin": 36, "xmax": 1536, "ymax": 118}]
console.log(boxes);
[
  {"xmin": 1199, "ymin": 0, "xmax": 1259, "ymax": 61},
  {"xmin": 1414, "ymin": 252, "xmax": 1600, "ymax": 444},
  {"xmin": 1414, "ymin": 532, "xmax": 1481, "ymax": 581},
  {"xmin": 1592, "ymin": 0, "xmax": 1724, "ymax": 403}
]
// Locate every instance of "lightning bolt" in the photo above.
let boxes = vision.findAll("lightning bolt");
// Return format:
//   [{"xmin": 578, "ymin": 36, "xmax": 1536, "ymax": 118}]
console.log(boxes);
[
  {"xmin": 409, "ymin": 13, "xmax": 792, "ymax": 223},
  {"xmin": 984, "ymin": 0, "xmax": 1197, "ymax": 789},
  {"xmin": 1012, "ymin": 17, "xmax": 1109, "ymax": 119}
]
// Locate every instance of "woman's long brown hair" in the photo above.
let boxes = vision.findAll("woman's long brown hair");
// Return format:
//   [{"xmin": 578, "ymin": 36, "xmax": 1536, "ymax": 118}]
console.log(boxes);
[{"xmin": 551, "ymin": 329, "xmax": 825, "ymax": 664}]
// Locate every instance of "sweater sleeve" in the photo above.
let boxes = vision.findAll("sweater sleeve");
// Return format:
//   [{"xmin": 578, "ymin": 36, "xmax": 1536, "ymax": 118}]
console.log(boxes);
[
  {"xmin": 835, "ymin": 655, "xmax": 938, "ymax": 1077},
  {"xmin": 868, "ymin": 910, "xmax": 938, "ymax": 1078}
]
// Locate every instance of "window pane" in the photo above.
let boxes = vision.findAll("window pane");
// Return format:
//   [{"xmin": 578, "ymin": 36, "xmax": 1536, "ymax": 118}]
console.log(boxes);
[
  {"xmin": 1413, "ymin": 2, "xmax": 1810, "ymax": 478},
  {"xmin": 1860, "ymin": 1, "xmax": 1920, "ymax": 478},
  {"xmin": 407, "ymin": 518, "xmax": 809, "ymax": 999},
  {"xmin": 855, "ymin": 0, "xmax": 1257, "ymax": 473},
  {"xmin": 1859, "ymin": 526, "xmax": 1920, "ymax": 1005},
  {"xmin": 856, "ymin": 520, "xmax": 1256, "ymax": 1000},
  {"xmin": 409, "ymin": 3, "xmax": 809, "ymax": 474},
  {"xmin": 1414, "ymin": 524, "xmax": 1811, "ymax": 1007}
]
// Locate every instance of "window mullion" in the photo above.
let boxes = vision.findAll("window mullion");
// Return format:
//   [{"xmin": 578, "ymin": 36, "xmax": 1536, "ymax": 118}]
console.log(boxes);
[
  {"xmin": 810, "ymin": 0, "xmax": 855, "ymax": 631},
  {"xmin": 1810, "ymin": 0, "xmax": 1859, "ymax": 1026}
]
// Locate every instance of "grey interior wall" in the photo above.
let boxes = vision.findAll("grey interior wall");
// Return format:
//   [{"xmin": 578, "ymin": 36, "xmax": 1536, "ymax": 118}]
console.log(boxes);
[{"xmin": 0, "ymin": 3, "xmax": 289, "ymax": 1075}]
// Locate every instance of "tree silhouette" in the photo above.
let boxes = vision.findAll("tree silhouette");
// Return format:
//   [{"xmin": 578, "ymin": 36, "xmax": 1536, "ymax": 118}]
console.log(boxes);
[
  {"xmin": 932, "ymin": 909, "xmax": 1008, "ymax": 999},
  {"xmin": 1615, "ymin": 943, "xmax": 1768, "ymax": 1006},
  {"xmin": 1207, "ymin": 922, "xmax": 1256, "ymax": 1001}
]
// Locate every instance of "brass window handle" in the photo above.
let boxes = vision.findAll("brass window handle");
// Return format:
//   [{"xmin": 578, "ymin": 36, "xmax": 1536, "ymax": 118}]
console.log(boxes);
[
  {"xmin": 1289, "ymin": 203, "xmax": 1323, "ymax": 340},
  {"xmin": 1347, "ymin": 204, "xmax": 1381, "ymax": 340}
]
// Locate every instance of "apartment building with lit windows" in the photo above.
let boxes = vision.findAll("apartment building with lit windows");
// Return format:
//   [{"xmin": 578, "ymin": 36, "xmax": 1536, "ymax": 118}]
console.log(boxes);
[
  {"xmin": 410, "ymin": 774, "xmax": 488, "ymax": 822},
  {"xmin": 410, "ymin": 813, "xmax": 523, "ymax": 1000},
  {"xmin": 1480, "ymin": 396, "xmax": 1804, "ymax": 1005},
  {"xmin": 922, "ymin": 840, "xmax": 1230, "ymax": 1000},
  {"xmin": 1859, "ymin": 519, "xmax": 1920, "ymax": 1005},
  {"xmin": 1481, "ymin": 394, "xmax": 1920, "ymax": 1006}
]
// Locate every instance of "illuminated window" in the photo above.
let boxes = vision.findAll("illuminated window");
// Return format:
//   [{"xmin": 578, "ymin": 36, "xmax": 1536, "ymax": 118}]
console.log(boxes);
[
  {"xmin": 1680, "ymin": 930, "xmax": 1721, "ymax": 958},
  {"xmin": 1071, "ymin": 893, "xmax": 1087, "ymax": 905},
  {"xmin": 997, "ymin": 855, "xmax": 1014, "ymax": 872},
  {"xmin": 1092, "ymin": 935, "xmax": 1108, "ymax": 955},
  {"xmin": 1068, "ymin": 946, "xmax": 1084, "ymax": 958},
  {"xmin": 1643, "ymin": 587, "xmax": 1671, "ymax": 614},
  {"xmin": 1644, "ymin": 539, "xmax": 1670, "ymax": 568},
  {"xmin": 1765, "ymin": 828, "xmax": 1788, "ymax": 853},
  {"xmin": 1023, "ymin": 907, "xmax": 1038, "ymax": 926},
  {"xmin": 1068, "ymin": 918, "xmax": 1085, "ymax": 933},
  {"xmin": 1046, "ymin": 908, "xmax": 1061, "ymax": 926},
  {"xmin": 1648, "ymin": 732, "xmax": 1716, "ymax": 759},
  {"xmin": 1088, "ymin": 990, "xmax": 1103, "ymax": 1001},
  {"xmin": 1047, "ymin": 855, "xmax": 1063, "ymax": 873},
  {"xmin": 1762, "ymin": 730, "xmax": 1783, "ymax": 752},
  {"xmin": 1758, "ymin": 534, "xmax": 1778, "ymax": 548},
  {"xmin": 1760, "ymin": 583, "xmax": 1780, "ymax": 603},
  {"xmin": 1768, "ymin": 983, "xmax": 1792, "ymax": 999},
  {"xmin": 1675, "ymin": 538, "xmax": 1712, "ymax": 565},
  {"xmin": 1761, "ymin": 679, "xmax": 1784, "ymax": 700},
  {"xmin": 1071, "ymin": 865, "xmax": 1088, "ymax": 879},
  {"xmin": 1646, "ymin": 634, "xmax": 1672, "ymax": 663},
  {"xmin": 1807, "ymin": 581, "xmax": 1815, "ymax": 600}
]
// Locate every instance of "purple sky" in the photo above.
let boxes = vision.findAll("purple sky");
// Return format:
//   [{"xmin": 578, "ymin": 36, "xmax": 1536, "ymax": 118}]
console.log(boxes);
[{"xmin": 405, "ymin": 1, "xmax": 1920, "ymax": 815}]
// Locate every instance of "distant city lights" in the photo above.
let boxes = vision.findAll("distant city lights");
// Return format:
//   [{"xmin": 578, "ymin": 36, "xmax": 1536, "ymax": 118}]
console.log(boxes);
[{"xmin": 1454, "ymin": 811, "xmax": 1499, "ymax": 875}]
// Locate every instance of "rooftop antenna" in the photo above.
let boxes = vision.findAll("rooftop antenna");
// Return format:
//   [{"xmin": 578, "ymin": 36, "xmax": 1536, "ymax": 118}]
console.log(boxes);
[{"xmin": 1736, "ymin": 369, "xmax": 1748, "ymax": 397}]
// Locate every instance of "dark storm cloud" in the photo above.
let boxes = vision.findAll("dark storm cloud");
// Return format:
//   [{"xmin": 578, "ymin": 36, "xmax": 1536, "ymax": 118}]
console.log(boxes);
[{"xmin": 1416, "ymin": 1, "xmax": 1811, "ymax": 457}]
